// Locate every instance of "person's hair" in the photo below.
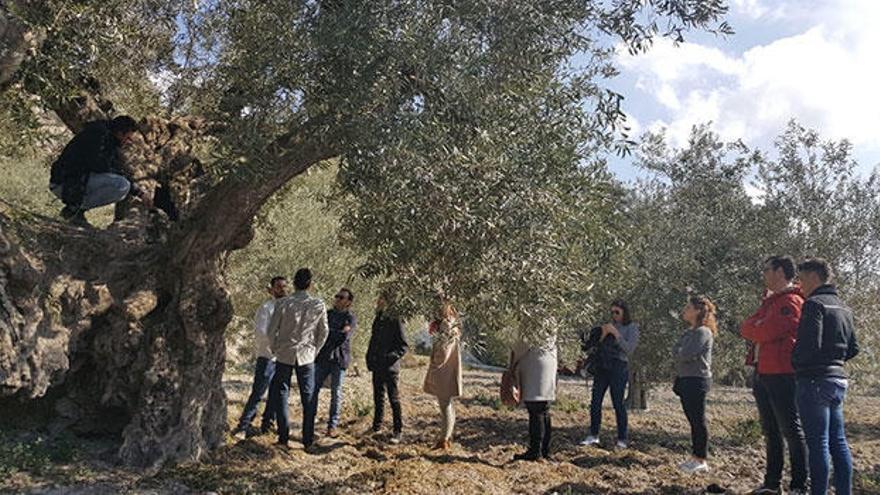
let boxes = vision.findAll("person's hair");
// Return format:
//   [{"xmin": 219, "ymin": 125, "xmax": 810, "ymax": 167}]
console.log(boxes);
[
  {"xmin": 798, "ymin": 257, "xmax": 833, "ymax": 284},
  {"xmin": 610, "ymin": 299, "xmax": 632, "ymax": 325},
  {"xmin": 110, "ymin": 115, "xmax": 139, "ymax": 135},
  {"xmin": 765, "ymin": 255, "xmax": 797, "ymax": 281},
  {"xmin": 688, "ymin": 295, "xmax": 718, "ymax": 335},
  {"xmin": 269, "ymin": 275, "xmax": 286, "ymax": 287},
  {"xmin": 339, "ymin": 287, "xmax": 354, "ymax": 301},
  {"xmin": 439, "ymin": 300, "xmax": 458, "ymax": 320},
  {"xmin": 293, "ymin": 268, "xmax": 312, "ymax": 290}
]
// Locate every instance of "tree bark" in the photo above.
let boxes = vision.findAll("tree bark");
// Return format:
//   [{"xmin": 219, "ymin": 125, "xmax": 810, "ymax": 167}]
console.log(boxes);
[
  {"xmin": 625, "ymin": 365, "xmax": 648, "ymax": 410},
  {"xmin": 0, "ymin": 1, "xmax": 45, "ymax": 90},
  {"xmin": 0, "ymin": 111, "xmax": 336, "ymax": 468}
]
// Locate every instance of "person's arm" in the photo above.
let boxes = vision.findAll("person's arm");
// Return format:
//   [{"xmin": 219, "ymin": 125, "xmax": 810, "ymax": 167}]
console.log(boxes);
[
  {"xmin": 792, "ymin": 300, "xmax": 822, "ymax": 369},
  {"xmin": 742, "ymin": 298, "xmax": 801, "ymax": 343},
  {"xmin": 315, "ymin": 303, "xmax": 330, "ymax": 351},
  {"xmin": 391, "ymin": 318, "xmax": 408, "ymax": 360},
  {"xmin": 254, "ymin": 303, "xmax": 270, "ymax": 337},
  {"xmin": 617, "ymin": 323, "xmax": 640, "ymax": 355},
  {"xmin": 845, "ymin": 319, "xmax": 859, "ymax": 361},
  {"xmin": 678, "ymin": 328, "xmax": 711, "ymax": 362},
  {"xmin": 267, "ymin": 301, "xmax": 284, "ymax": 353}
]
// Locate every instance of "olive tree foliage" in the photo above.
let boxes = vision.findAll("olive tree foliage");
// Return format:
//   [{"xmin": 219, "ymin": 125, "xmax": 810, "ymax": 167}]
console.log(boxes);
[
  {"xmin": 755, "ymin": 121, "xmax": 880, "ymax": 386},
  {"xmin": 623, "ymin": 125, "xmax": 771, "ymax": 386}
]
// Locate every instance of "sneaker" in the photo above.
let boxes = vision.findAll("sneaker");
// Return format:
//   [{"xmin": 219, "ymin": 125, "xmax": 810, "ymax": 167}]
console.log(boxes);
[
  {"xmin": 788, "ymin": 489, "xmax": 808, "ymax": 495},
  {"xmin": 678, "ymin": 459, "xmax": 709, "ymax": 474},
  {"xmin": 231, "ymin": 426, "xmax": 247, "ymax": 440},
  {"xmin": 579, "ymin": 435, "xmax": 600, "ymax": 446},
  {"xmin": 389, "ymin": 431, "xmax": 402, "ymax": 444},
  {"xmin": 327, "ymin": 427, "xmax": 338, "ymax": 438},
  {"xmin": 748, "ymin": 486, "xmax": 779, "ymax": 495},
  {"xmin": 615, "ymin": 439, "xmax": 628, "ymax": 449}
]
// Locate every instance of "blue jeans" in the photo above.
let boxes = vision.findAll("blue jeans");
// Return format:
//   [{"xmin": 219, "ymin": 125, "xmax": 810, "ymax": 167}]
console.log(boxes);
[
  {"xmin": 315, "ymin": 360, "xmax": 346, "ymax": 429},
  {"xmin": 237, "ymin": 356, "xmax": 277, "ymax": 431},
  {"xmin": 268, "ymin": 361, "xmax": 318, "ymax": 446},
  {"xmin": 797, "ymin": 377, "xmax": 852, "ymax": 495},
  {"xmin": 589, "ymin": 360, "xmax": 629, "ymax": 441},
  {"xmin": 50, "ymin": 173, "xmax": 131, "ymax": 210}
]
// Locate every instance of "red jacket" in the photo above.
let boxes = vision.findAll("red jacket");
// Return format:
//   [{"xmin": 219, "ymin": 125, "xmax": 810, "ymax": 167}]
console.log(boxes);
[{"xmin": 741, "ymin": 286, "xmax": 804, "ymax": 375}]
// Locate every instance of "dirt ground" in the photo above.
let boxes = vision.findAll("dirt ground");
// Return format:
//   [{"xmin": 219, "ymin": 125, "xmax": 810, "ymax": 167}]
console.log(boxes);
[{"xmin": 3, "ymin": 356, "xmax": 879, "ymax": 494}]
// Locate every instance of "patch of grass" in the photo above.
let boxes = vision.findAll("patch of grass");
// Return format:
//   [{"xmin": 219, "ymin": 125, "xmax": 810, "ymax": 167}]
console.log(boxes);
[
  {"xmin": 556, "ymin": 394, "xmax": 587, "ymax": 414},
  {"xmin": 0, "ymin": 431, "xmax": 79, "ymax": 477},
  {"xmin": 471, "ymin": 392, "xmax": 503, "ymax": 410},
  {"xmin": 351, "ymin": 397, "xmax": 372, "ymax": 418},
  {"xmin": 722, "ymin": 417, "xmax": 763, "ymax": 446}
]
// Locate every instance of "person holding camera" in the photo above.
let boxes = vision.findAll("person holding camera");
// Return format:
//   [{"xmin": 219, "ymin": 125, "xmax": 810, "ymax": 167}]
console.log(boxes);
[{"xmin": 579, "ymin": 299, "xmax": 640, "ymax": 449}]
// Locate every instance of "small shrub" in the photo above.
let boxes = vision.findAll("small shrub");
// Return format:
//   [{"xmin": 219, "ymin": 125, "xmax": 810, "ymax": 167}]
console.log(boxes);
[{"xmin": 724, "ymin": 418, "xmax": 763, "ymax": 446}]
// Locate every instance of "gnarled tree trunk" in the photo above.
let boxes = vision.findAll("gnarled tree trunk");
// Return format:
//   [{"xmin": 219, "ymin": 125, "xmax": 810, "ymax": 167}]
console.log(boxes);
[{"xmin": 0, "ymin": 107, "xmax": 335, "ymax": 467}]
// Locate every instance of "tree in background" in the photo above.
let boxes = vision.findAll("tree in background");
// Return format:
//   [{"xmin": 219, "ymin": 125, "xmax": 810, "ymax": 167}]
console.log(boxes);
[
  {"xmin": 755, "ymin": 121, "xmax": 880, "ymax": 385},
  {"xmin": 0, "ymin": 0, "xmax": 730, "ymax": 467}
]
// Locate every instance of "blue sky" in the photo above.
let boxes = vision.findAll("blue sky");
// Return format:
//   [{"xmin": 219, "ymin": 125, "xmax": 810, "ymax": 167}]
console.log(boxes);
[{"xmin": 606, "ymin": 0, "xmax": 880, "ymax": 181}]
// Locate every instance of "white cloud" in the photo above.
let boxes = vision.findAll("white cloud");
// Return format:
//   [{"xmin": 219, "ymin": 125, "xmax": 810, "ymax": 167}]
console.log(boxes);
[
  {"xmin": 617, "ymin": 0, "xmax": 880, "ymax": 161},
  {"xmin": 731, "ymin": 0, "xmax": 788, "ymax": 20}
]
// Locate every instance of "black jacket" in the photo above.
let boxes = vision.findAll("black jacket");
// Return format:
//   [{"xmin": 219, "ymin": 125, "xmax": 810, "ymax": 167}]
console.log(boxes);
[
  {"xmin": 366, "ymin": 311, "xmax": 408, "ymax": 373},
  {"xmin": 317, "ymin": 309, "xmax": 357, "ymax": 369},
  {"xmin": 49, "ymin": 120, "xmax": 135, "ymax": 205},
  {"xmin": 792, "ymin": 285, "xmax": 859, "ymax": 378}
]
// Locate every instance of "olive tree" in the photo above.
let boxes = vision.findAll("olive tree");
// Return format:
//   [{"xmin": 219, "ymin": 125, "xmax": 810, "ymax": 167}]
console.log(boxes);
[{"xmin": 0, "ymin": 0, "xmax": 730, "ymax": 467}]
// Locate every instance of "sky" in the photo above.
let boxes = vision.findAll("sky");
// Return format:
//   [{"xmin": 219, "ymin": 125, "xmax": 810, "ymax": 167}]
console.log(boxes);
[{"xmin": 606, "ymin": 0, "xmax": 880, "ymax": 181}]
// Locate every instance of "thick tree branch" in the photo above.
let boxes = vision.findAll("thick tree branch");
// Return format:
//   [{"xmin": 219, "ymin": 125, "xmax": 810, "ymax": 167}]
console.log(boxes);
[
  {"xmin": 172, "ymin": 120, "xmax": 340, "ymax": 266},
  {"xmin": 0, "ymin": 1, "xmax": 45, "ymax": 91}
]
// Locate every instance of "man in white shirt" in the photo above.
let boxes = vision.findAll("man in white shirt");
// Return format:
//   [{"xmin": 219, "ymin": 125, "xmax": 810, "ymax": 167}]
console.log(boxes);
[
  {"xmin": 267, "ymin": 268, "xmax": 329, "ymax": 449},
  {"xmin": 232, "ymin": 275, "xmax": 288, "ymax": 439}
]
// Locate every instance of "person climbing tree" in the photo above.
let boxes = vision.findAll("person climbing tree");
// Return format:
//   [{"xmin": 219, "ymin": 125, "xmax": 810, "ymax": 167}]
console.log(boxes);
[{"xmin": 49, "ymin": 115, "xmax": 153, "ymax": 227}]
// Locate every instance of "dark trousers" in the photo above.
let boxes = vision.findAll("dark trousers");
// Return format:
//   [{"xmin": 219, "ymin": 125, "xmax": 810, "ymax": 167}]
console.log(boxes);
[
  {"xmin": 589, "ymin": 360, "xmax": 629, "ymax": 441},
  {"xmin": 237, "ymin": 356, "xmax": 277, "ymax": 431},
  {"xmin": 675, "ymin": 376, "xmax": 710, "ymax": 459},
  {"xmin": 371, "ymin": 370, "xmax": 402, "ymax": 433},
  {"xmin": 268, "ymin": 361, "xmax": 318, "ymax": 446},
  {"xmin": 753, "ymin": 373, "xmax": 808, "ymax": 491},
  {"xmin": 525, "ymin": 401, "xmax": 552, "ymax": 457}
]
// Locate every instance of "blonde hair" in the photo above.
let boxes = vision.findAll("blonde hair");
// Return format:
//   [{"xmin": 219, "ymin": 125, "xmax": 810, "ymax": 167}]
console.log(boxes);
[{"xmin": 689, "ymin": 295, "xmax": 718, "ymax": 335}]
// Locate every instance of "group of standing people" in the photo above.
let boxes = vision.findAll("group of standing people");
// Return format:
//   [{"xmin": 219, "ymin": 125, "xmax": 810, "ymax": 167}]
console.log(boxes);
[
  {"xmin": 740, "ymin": 256, "xmax": 859, "ymax": 495},
  {"xmin": 232, "ymin": 256, "xmax": 859, "ymax": 495}
]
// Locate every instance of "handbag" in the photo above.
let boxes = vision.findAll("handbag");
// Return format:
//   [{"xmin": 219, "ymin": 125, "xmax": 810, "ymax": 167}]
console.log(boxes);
[{"xmin": 500, "ymin": 350, "xmax": 521, "ymax": 406}]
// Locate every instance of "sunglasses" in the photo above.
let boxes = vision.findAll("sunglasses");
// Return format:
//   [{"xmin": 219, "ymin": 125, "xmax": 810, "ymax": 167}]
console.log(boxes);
[{"xmin": 334, "ymin": 294, "xmax": 347, "ymax": 300}]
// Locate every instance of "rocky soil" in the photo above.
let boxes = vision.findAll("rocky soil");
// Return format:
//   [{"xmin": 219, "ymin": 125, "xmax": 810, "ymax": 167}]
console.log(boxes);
[{"xmin": 2, "ymin": 356, "xmax": 879, "ymax": 494}]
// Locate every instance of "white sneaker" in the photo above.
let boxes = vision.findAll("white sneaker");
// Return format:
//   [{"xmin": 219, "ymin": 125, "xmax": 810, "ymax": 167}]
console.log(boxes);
[
  {"xmin": 678, "ymin": 459, "xmax": 709, "ymax": 474},
  {"xmin": 615, "ymin": 440, "xmax": 628, "ymax": 449},
  {"xmin": 579, "ymin": 435, "xmax": 600, "ymax": 446}
]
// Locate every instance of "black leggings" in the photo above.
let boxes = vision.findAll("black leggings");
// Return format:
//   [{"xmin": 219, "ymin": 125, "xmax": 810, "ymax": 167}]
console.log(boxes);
[
  {"xmin": 675, "ymin": 377, "xmax": 710, "ymax": 459},
  {"xmin": 525, "ymin": 401, "xmax": 552, "ymax": 456}
]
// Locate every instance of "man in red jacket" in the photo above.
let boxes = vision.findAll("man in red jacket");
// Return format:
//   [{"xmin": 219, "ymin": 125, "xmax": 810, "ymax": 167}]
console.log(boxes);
[{"xmin": 741, "ymin": 256, "xmax": 808, "ymax": 495}]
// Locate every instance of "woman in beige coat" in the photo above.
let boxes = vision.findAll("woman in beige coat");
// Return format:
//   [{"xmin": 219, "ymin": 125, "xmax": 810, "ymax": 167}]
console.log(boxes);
[{"xmin": 422, "ymin": 300, "xmax": 463, "ymax": 450}]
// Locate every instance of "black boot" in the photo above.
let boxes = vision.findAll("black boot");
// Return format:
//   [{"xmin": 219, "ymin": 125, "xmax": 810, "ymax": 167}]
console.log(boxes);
[{"xmin": 542, "ymin": 412, "xmax": 552, "ymax": 459}]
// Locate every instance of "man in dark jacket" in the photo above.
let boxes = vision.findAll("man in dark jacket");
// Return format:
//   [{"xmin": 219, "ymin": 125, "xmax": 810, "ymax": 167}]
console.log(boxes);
[
  {"xmin": 793, "ymin": 258, "xmax": 859, "ymax": 495},
  {"xmin": 49, "ymin": 115, "xmax": 153, "ymax": 226},
  {"xmin": 741, "ymin": 256, "xmax": 808, "ymax": 495},
  {"xmin": 315, "ymin": 287, "xmax": 357, "ymax": 438},
  {"xmin": 366, "ymin": 292, "xmax": 408, "ymax": 444}
]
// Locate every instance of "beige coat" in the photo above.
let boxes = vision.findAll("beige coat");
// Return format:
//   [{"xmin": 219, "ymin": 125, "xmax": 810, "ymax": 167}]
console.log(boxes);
[
  {"xmin": 268, "ymin": 291, "xmax": 329, "ymax": 366},
  {"xmin": 423, "ymin": 318, "xmax": 463, "ymax": 400}
]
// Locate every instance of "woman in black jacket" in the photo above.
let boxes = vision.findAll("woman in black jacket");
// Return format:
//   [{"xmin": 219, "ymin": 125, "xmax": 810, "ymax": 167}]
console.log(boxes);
[{"xmin": 366, "ymin": 292, "xmax": 409, "ymax": 444}]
